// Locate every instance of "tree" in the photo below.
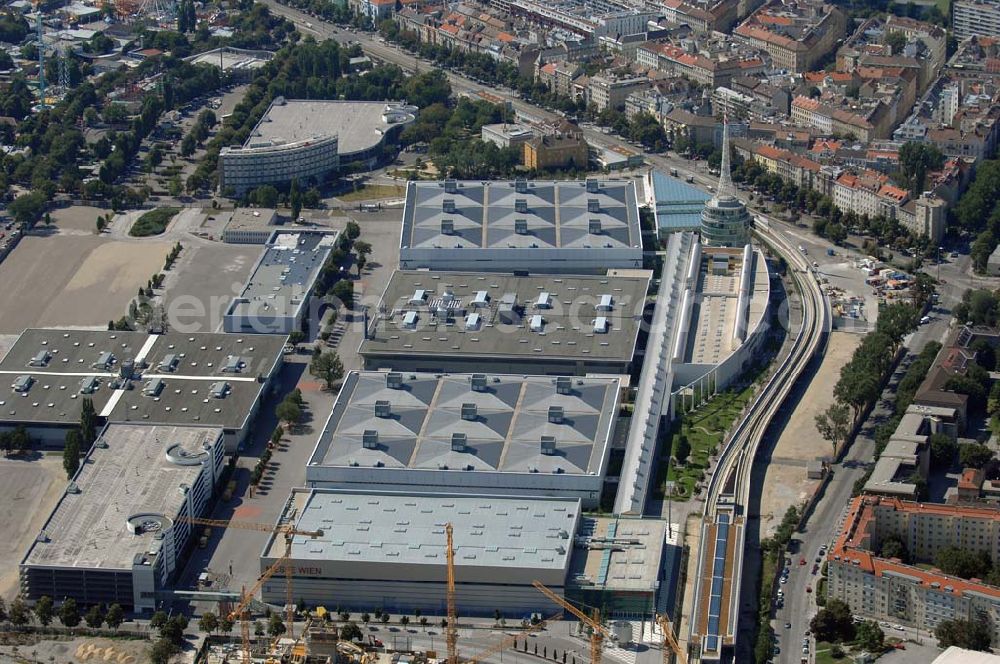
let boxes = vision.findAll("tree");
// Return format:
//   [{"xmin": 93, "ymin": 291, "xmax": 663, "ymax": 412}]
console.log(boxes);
[
  {"xmin": 290, "ymin": 178, "xmax": 302, "ymax": 221},
  {"xmin": 332, "ymin": 279, "xmax": 354, "ymax": 306},
  {"xmin": 361, "ymin": 612, "xmax": 371, "ymax": 626},
  {"xmin": 673, "ymin": 434, "xmax": 691, "ymax": 464},
  {"xmin": 878, "ymin": 533, "xmax": 909, "ymax": 562},
  {"xmin": 268, "ymin": 614, "xmax": 286, "ymax": 638},
  {"xmin": 310, "ymin": 351, "xmax": 345, "ymax": 390},
  {"xmin": 9, "ymin": 598, "xmax": 29, "ymax": 626},
  {"xmin": 934, "ymin": 546, "xmax": 993, "ymax": 579},
  {"xmin": 220, "ymin": 616, "xmax": 234, "ymax": 635},
  {"xmin": 198, "ymin": 611, "xmax": 219, "ymax": 635},
  {"xmin": 63, "ymin": 429, "xmax": 82, "ymax": 478},
  {"xmin": 0, "ymin": 597, "xmax": 7, "ymax": 623},
  {"xmin": 105, "ymin": 604, "xmax": 124, "ymax": 630},
  {"xmin": 354, "ymin": 240, "xmax": 372, "ymax": 275},
  {"xmin": 345, "ymin": 221, "xmax": 361, "ymax": 241},
  {"xmin": 289, "ymin": 330, "xmax": 306, "ymax": 345},
  {"xmin": 59, "ymin": 598, "xmax": 81, "ymax": 628},
  {"xmin": 400, "ymin": 615, "xmax": 410, "ymax": 628},
  {"xmin": 35, "ymin": 595, "xmax": 54, "ymax": 626},
  {"xmin": 929, "ymin": 432, "xmax": 957, "ymax": 467},
  {"xmin": 899, "ymin": 142, "xmax": 944, "ymax": 197},
  {"xmin": 885, "ymin": 31, "xmax": 907, "ymax": 54},
  {"xmin": 380, "ymin": 612, "xmax": 390, "ymax": 625},
  {"xmin": 855, "ymin": 621, "xmax": 884, "ymax": 652},
  {"xmin": 815, "ymin": 403, "xmax": 851, "ymax": 456},
  {"xmin": 80, "ymin": 397, "xmax": 97, "ymax": 448},
  {"xmin": 85, "ymin": 605, "xmax": 104, "ymax": 628},
  {"xmin": 275, "ymin": 399, "xmax": 302, "ymax": 426},
  {"xmin": 961, "ymin": 443, "xmax": 994, "ymax": 469},
  {"xmin": 936, "ymin": 617, "xmax": 993, "ymax": 651},
  {"xmin": 8, "ymin": 191, "xmax": 48, "ymax": 227},
  {"xmin": 809, "ymin": 598, "xmax": 854, "ymax": 643},
  {"xmin": 149, "ymin": 638, "xmax": 178, "ymax": 664},
  {"xmin": 340, "ymin": 621, "xmax": 363, "ymax": 641},
  {"xmin": 150, "ymin": 610, "xmax": 169, "ymax": 630}
]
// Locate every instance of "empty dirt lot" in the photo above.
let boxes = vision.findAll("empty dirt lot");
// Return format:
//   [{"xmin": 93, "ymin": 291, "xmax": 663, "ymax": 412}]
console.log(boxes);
[
  {"xmin": 758, "ymin": 331, "xmax": 861, "ymax": 537},
  {"xmin": 0, "ymin": 236, "xmax": 171, "ymax": 333},
  {"xmin": 0, "ymin": 455, "xmax": 65, "ymax": 599}
]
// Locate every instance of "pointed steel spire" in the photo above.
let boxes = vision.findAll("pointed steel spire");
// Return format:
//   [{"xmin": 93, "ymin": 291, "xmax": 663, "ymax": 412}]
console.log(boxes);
[{"xmin": 717, "ymin": 115, "xmax": 736, "ymax": 201}]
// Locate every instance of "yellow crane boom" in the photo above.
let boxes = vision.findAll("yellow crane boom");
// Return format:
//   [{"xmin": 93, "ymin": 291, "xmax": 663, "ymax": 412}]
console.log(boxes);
[
  {"xmin": 532, "ymin": 581, "xmax": 606, "ymax": 664},
  {"xmin": 176, "ymin": 515, "xmax": 323, "ymax": 643},
  {"xmin": 655, "ymin": 614, "xmax": 686, "ymax": 664},
  {"xmin": 445, "ymin": 523, "xmax": 459, "ymax": 664}
]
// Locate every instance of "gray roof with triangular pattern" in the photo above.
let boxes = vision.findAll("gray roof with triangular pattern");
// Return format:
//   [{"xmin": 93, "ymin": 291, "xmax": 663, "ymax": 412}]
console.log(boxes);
[{"xmin": 308, "ymin": 371, "xmax": 621, "ymax": 476}]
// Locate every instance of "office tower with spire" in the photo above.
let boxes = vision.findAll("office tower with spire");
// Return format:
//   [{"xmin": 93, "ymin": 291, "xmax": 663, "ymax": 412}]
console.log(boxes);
[{"xmin": 699, "ymin": 119, "xmax": 751, "ymax": 247}]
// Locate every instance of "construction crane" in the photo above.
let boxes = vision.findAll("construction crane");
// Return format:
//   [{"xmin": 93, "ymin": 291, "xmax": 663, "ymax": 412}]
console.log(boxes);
[
  {"xmin": 655, "ymin": 614, "xmax": 686, "ymax": 664},
  {"xmin": 465, "ymin": 612, "xmax": 563, "ymax": 664},
  {"xmin": 177, "ymin": 516, "xmax": 324, "ymax": 642},
  {"xmin": 532, "ymin": 581, "xmax": 607, "ymax": 664},
  {"xmin": 445, "ymin": 523, "xmax": 459, "ymax": 664},
  {"xmin": 228, "ymin": 554, "xmax": 291, "ymax": 664}
]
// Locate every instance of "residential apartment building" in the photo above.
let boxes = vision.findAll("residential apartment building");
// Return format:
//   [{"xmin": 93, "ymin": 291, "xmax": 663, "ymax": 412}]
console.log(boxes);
[
  {"xmin": 523, "ymin": 129, "xmax": 589, "ymax": 170},
  {"xmin": 953, "ymin": 0, "xmax": 1000, "ymax": 40},
  {"xmin": 828, "ymin": 496, "xmax": 1000, "ymax": 646},
  {"xmin": 733, "ymin": 0, "xmax": 846, "ymax": 72},
  {"xmin": 588, "ymin": 74, "xmax": 652, "ymax": 112}
]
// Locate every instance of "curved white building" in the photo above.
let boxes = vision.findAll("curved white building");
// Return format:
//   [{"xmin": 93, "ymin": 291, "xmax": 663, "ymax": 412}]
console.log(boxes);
[{"xmin": 219, "ymin": 98, "xmax": 417, "ymax": 195}]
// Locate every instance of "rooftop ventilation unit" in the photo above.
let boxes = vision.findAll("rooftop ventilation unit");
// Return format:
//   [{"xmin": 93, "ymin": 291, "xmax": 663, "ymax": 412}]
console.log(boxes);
[
  {"xmin": 442, "ymin": 290, "xmax": 456, "ymax": 303},
  {"xmin": 471, "ymin": 291, "xmax": 490, "ymax": 307},
  {"xmin": 222, "ymin": 355, "xmax": 243, "ymax": 373},
  {"xmin": 362, "ymin": 430, "xmax": 379, "ymax": 449},
  {"xmin": 530, "ymin": 315, "xmax": 544, "ymax": 332},
  {"xmin": 158, "ymin": 354, "xmax": 178, "ymax": 372},
  {"xmin": 593, "ymin": 317, "xmax": 609, "ymax": 334},
  {"xmin": 209, "ymin": 381, "xmax": 229, "ymax": 399},
  {"xmin": 402, "ymin": 311, "xmax": 419, "ymax": 329},
  {"xmin": 374, "ymin": 400, "xmax": 391, "ymax": 418},
  {"xmin": 386, "ymin": 372, "xmax": 404, "ymax": 389},
  {"xmin": 498, "ymin": 295, "xmax": 520, "ymax": 325},
  {"xmin": 451, "ymin": 432, "xmax": 468, "ymax": 452},
  {"xmin": 596, "ymin": 294, "xmax": 613, "ymax": 311},
  {"xmin": 514, "ymin": 218, "xmax": 529, "ymax": 235},
  {"xmin": 93, "ymin": 351, "xmax": 114, "ymax": 370},
  {"xmin": 442, "ymin": 199, "xmax": 456, "ymax": 214},
  {"xmin": 143, "ymin": 378, "xmax": 164, "ymax": 397},
  {"xmin": 465, "ymin": 313, "xmax": 481, "ymax": 331},
  {"xmin": 536, "ymin": 292, "xmax": 552, "ymax": 309},
  {"xmin": 515, "ymin": 199, "xmax": 528, "ymax": 214},
  {"xmin": 515, "ymin": 178, "xmax": 528, "ymax": 193},
  {"xmin": 444, "ymin": 179, "xmax": 457, "ymax": 194},
  {"xmin": 556, "ymin": 376, "xmax": 572, "ymax": 395},
  {"xmin": 409, "ymin": 289, "xmax": 428, "ymax": 305},
  {"xmin": 541, "ymin": 435, "xmax": 557, "ymax": 455},
  {"xmin": 589, "ymin": 218, "xmax": 602, "ymax": 235},
  {"xmin": 80, "ymin": 376, "xmax": 99, "ymax": 395},
  {"xmin": 461, "ymin": 402, "xmax": 478, "ymax": 421},
  {"xmin": 12, "ymin": 375, "xmax": 33, "ymax": 393},
  {"xmin": 441, "ymin": 219, "xmax": 454, "ymax": 235},
  {"xmin": 587, "ymin": 198, "xmax": 600, "ymax": 213},
  {"xmin": 548, "ymin": 405, "xmax": 564, "ymax": 424},
  {"xmin": 586, "ymin": 179, "xmax": 599, "ymax": 193},
  {"xmin": 470, "ymin": 374, "xmax": 488, "ymax": 392},
  {"xmin": 29, "ymin": 350, "xmax": 50, "ymax": 367}
]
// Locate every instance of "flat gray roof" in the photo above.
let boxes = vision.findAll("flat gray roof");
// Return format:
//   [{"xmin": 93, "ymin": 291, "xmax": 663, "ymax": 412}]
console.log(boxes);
[
  {"xmin": 0, "ymin": 329, "xmax": 285, "ymax": 430},
  {"xmin": 228, "ymin": 230, "xmax": 339, "ymax": 321},
  {"xmin": 359, "ymin": 270, "xmax": 650, "ymax": 364},
  {"xmin": 264, "ymin": 488, "xmax": 579, "ymax": 571},
  {"xmin": 568, "ymin": 517, "xmax": 665, "ymax": 593},
  {"xmin": 308, "ymin": 371, "xmax": 621, "ymax": 473},
  {"xmin": 247, "ymin": 98, "xmax": 417, "ymax": 156},
  {"xmin": 225, "ymin": 207, "xmax": 277, "ymax": 231},
  {"xmin": 399, "ymin": 179, "xmax": 642, "ymax": 251},
  {"xmin": 23, "ymin": 424, "xmax": 223, "ymax": 570}
]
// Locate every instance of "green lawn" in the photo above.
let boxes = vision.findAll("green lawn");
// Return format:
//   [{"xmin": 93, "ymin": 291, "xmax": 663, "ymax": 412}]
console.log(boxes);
[
  {"xmin": 337, "ymin": 183, "xmax": 406, "ymax": 201},
  {"xmin": 814, "ymin": 641, "xmax": 844, "ymax": 664},
  {"xmin": 129, "ymin": 207, "xmax": 179, "ymax": 237},
  {"xmin": 658, "ymin": 384, "xmax": 755, "ymax": 501}
]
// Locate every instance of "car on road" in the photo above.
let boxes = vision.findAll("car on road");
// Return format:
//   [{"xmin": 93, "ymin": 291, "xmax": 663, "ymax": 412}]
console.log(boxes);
[
  {"xmin": 799, "ymin": 558, "xmax": 807, "ymax": 565},
  {"xmin": 892, "ymin": 624, "xmax": 904, "ymax": 631},
  {"xmin": 785, "ymin": 622, "xmax": 791, "ymax": 629},
  {"xmin": 920, "ymin": 315, "xmax": 931, "ymax": 324},
  {"xmin": 780, "ymin": 576, "xmax": 788, "ymax": 584},
  {"xmin": 806, "ymin": 586, "xmax": 812, "ymax": 593},
  {"xmin": 812, "ymin": 564, "xmax": 819, "ymax": 574}
]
